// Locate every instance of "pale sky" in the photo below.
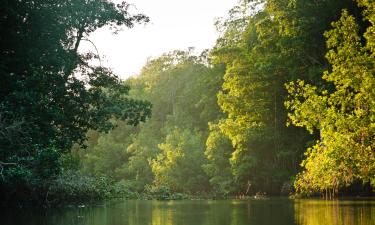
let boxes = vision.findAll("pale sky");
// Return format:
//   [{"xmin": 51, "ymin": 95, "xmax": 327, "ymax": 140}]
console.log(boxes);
[{"xmin": 79, "ymin": 0, "xmax": 238, "ymax": 79}]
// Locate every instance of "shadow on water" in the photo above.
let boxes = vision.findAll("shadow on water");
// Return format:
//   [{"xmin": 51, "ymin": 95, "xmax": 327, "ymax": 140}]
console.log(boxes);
[{"xmin": 1, "ymin": 198, "xmax": 374, "ymax": 225}]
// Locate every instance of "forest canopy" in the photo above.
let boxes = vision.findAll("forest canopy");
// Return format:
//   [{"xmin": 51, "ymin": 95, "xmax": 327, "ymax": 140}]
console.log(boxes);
[
  {"xmin": 0, "ymin": 0, "xmax": 374, "ymax": 205},
  {"xmin": 77, "ymin": 0, "xmax": 374, "ymax": 198}
]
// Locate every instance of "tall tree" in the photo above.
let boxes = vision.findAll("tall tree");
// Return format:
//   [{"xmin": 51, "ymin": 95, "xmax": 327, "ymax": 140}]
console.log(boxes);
[
  {"xmin": 211, "ymin": 0, "xmax": 355, "ymax": 194},
  {"xmin": 0, "ymin": 0, "xmax": 151, "ymax": 201},
  {"xmin": 286, "ymin": 1, "xmax": 375, "ymax": 197},
  {"xmin": 203, "ymin": 123, "xmax": 234, "ymax": 195}
]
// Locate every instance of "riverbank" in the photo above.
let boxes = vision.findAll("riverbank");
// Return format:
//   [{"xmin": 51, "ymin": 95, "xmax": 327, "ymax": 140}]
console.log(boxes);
[{"xmin": 1, "ymin": 170, "xmax": 373, "ymax": 208}]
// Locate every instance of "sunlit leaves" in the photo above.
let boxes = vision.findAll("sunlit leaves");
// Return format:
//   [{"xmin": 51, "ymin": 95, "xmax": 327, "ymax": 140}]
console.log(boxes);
[{"xmin": 287, "ymin": 4, "xmax": 375, "ymax": 196}]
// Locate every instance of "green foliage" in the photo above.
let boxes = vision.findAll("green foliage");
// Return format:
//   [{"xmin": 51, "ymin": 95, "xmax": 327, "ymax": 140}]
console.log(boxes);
[
  {"xmin": 3, "ymin": 0, "xmax": 372, "ymax": 204},
  {"xmin": 152, "ymin": 128, "xmax": 209, "ymax": 193},
  {"xmin": 203, "ymin": 123, "xmax": 234, "ymax": 195},
  {"xmin": 0, "ymin": 0, "xmax": 151, "ymax": 204},
  {"xmin": 286, "ymin": 2, "xmax": 375, "ymax": 197},
  {"xmin": 144, "ymin": 184, "xmax": 187, "ymax": 200},
  {"xmin": 47, "ymin": 172, "xmax": 113, "ymax": 204},
  {"xmin": 79, "ymin": 50, "xmax": 225, "ymax": 194},
  {"xmin": 81, "ymin": 126, "xmax": 133, "ymax": 178},
  {"xmin": 77, "ymin": 0, "xmax": 372, "ymax": 198},
  {"xmin": 210, "ymin": 0, "xmax": 347, "ymax": 194},
  {"xmin": 46, "ymin": 171, "xmax": 139, "ymax": 205}
]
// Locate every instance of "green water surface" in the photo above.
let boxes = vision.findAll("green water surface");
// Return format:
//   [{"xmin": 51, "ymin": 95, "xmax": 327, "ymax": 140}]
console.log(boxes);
[{"xmin": 2, "ymin": 198, "xmax": 374, "ymax": 225}]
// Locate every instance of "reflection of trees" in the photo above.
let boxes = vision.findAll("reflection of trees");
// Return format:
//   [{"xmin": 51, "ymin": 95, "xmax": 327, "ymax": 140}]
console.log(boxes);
[
  {"xmin": 150, "ymin": 201, "xmax": 174, "ymax": 225},
  {"xmin": 4, "ymin": 199, "xmax": 374, "ymax": 225},
  {"xmin": 294, "ymin": 200, "xmax": 375, "ymax": 225},
  {"xmin": 230, "ymin": 200, "xmax": 241, "ymax": 225}
]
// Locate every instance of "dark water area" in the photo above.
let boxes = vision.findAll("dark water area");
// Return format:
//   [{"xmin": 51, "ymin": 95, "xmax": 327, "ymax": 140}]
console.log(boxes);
[{"xmin": 2, "ymin": 198, "xmax": 374, "ymax": 225}]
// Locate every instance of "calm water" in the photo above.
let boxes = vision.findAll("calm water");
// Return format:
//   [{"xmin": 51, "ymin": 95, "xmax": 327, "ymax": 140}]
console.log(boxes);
[{"xmin": 2, "ymin": 198, "xmax": 374, "ymax": 225}]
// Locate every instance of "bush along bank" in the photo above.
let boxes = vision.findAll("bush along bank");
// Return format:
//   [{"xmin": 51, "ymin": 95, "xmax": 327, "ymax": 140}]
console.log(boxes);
[{"xmin": 0, "ymin": 171, "xmax": 140, "ymax": 208}]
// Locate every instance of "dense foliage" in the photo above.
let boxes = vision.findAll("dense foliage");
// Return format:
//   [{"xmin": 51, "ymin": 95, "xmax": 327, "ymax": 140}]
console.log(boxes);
[
  {"xmin": 78, "ymin": 0, "xmax": 374, "ymax": 198},
  {"xmin": 1, "ymin": 0, "xmax": 374, "ymax": 204},
  {"xmin": 286, "ymin": 0, "xmax": 375, "ymax": 198},
  {"xmin": 204, "ymin": 0, "xmax": 361, "ymax": 195},
  {"xmin": 0, "ymin": 0, "xmax": 151, "ymax": 204},
  {"xmin": 79, "ymin": 51, "xmax": 224, "ymax": 194}
]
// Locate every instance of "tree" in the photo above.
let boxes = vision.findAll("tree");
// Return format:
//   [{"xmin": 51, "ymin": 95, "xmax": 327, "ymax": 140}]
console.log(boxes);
[
  {"xmin": 0, "ymin": 0, "xmax": 151, "ymax": 201},
  {"xmin": 151, "ymin": 128, "xmax": 209, "ymax": 193},
  {"xmin": 211, "ymin": 0, "xmax": 355, "ymax": 194},
  {"xmin": 286, "ymin": 1, "xmax": 375, "ymax": 197},
  {"xmin": 203, "ymin": 123, "xmax": 234, "ymax": 195}
]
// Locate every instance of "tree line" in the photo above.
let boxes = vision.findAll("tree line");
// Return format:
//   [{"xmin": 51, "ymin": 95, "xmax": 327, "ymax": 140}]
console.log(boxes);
[
  {"xmin": 0, "ymin": 0, "xmax": 374, "ymax": 205},
  {"xmin": 77, "ymin": 0, "xmax": 374, "ymax": 198}
]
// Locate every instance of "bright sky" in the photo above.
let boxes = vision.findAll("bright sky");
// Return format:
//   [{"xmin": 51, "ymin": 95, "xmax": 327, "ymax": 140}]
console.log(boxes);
[{"xmin": 79, "ymin": 0, "xmax": 238, "ymax": 79}]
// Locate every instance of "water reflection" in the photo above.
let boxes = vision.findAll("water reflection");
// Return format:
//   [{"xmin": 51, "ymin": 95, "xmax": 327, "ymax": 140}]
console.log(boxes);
[
  {"xmin": 1, "ymin": 198, "xmax": 374, "ymax": 225},
  {"xmin": 294, "ymin": 199, "xmax": 375, "ymax": 225}
]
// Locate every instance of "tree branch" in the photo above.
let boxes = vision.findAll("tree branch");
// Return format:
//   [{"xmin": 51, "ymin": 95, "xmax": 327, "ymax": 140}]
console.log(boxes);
[
  {"xmin": 73, "ymin": 26, "xmax": 86, "ymax": 53},
  {"xmin": 82, "ymin": 38, "xmax": 103, "ymax": 67}
]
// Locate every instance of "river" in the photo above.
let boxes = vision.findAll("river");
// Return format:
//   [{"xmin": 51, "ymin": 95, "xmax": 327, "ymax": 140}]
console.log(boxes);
[{"xmin": 2, "ymin": 198, "xmax": 374, "ymax": 225}]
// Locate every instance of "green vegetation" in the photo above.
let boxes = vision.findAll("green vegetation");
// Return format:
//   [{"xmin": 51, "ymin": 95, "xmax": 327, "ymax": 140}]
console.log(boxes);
[
  {"xmin": 286, "ymin": 1, "xmax": 375, "ymax": 198},
  {"xmin": 78, "ymin": 51, "xmax": 223, "ymax": 196},
  {"xmin": 0, "ymin": 0, "xmax": 374, "ymax": 206},
  {"xmin": 0, "ymin": 0, "xmax": 151, "ymax": 205}
]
